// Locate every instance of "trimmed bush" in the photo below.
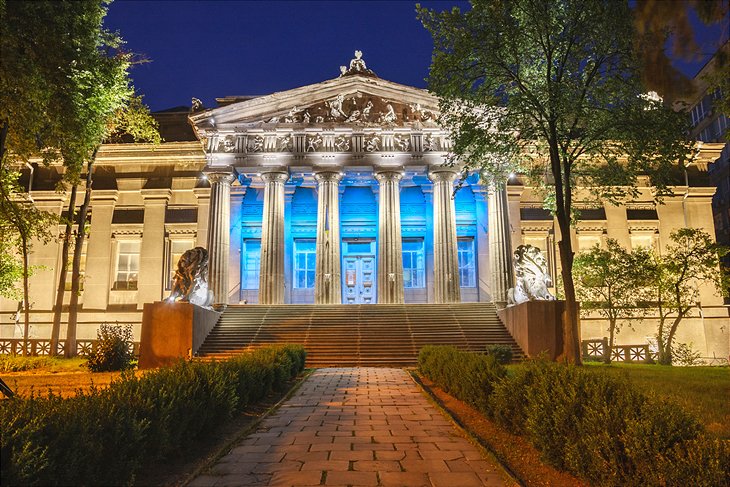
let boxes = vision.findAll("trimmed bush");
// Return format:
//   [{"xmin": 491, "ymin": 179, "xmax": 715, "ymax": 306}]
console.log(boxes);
[
  {"xmin": 86, "ymin": 323, "xmax": 135, "ymax": 372},
  {"xmin": 485, "ymin": 344, "xmax": 513, "ymax": 364},
  {"xmin": 0, "ymin": 344, "xmax": 306, "ymax": 486},
  {"xmin": 418, "ymin": 346, "xmax": 729, "ymax": 487}
]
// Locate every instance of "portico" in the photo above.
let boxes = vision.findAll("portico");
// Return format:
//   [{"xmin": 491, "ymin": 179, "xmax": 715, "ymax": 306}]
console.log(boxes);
[{"xmin": 191, "ymin": 53, "xmax": 515, "ymax": 306}]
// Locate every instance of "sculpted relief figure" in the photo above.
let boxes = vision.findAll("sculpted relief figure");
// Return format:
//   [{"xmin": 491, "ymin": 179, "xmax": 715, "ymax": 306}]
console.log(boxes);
[
  {"xmin": 379, "ymin": 103, "xmax": 397, "ymax": 124},
  {"xmin": 327, "ymin": 94, "xmax": 347, "ymax": 121},
  {"xmin": 307, "ymin": 134, "xmax": 323, "ymax": 152},
  {"xmin": 365, "ymin": 134, "xmax": 380, "ymax": 152},
  {"xmin": 167, "ymin": 247, "xmax": 214, "ymax": 308},
  {"xmin": 507, "ymin": 245, "xmax": 555, "ymax": 305}
]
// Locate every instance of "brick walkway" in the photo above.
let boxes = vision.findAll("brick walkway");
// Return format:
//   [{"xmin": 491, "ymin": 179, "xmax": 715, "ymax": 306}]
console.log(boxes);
[{"xmin": 189, "ymin": 368, "xmax": 508, "ymax": 487}]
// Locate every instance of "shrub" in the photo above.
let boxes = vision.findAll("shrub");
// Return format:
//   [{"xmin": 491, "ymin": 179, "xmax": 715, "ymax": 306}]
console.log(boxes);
[
  {"xmin": 0, "ymin": 355, "xmax": 52, "ymax": 372},
  {"xmin": 0, "ymin": 344, "xmax": 306, "ymax": 486},
  {"xmin": 86, "ymin": 323, "xmax": 135, "ymax": 372},
  {"xmin": 417, "ymin": 346, "xmax": 728, "ymax": 487},
  {"xmin": 673, "ymin": 342, "xmax": 703, "ymax": 366},
  {"xmin": 485, "ymin": 344, "xmax": 513, "ymax": 364}
]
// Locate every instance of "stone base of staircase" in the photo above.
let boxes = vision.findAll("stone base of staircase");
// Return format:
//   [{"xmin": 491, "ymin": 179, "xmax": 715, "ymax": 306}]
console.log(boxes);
[{"xmin": 197, "ymin": 303, "xmax": 524, "ymax": 367}]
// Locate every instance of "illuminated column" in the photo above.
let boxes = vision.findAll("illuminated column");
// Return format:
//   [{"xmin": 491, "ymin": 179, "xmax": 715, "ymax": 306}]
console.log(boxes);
[
  {"xmin": 206, "ymin": 170, "xmax": 235, "ymax": 306},
  {"xmin": 429, "ymin": 168, "xmax": 461, "ymax": 303},
  {"xmin": 376, "ymin": 170, "xmax": 405, "ymax": 304},
  {"xmin": 259, "ymin": 170, "xmax": 288, "ymax": 304},
  {"xmin": 138, "ymin": 189, "xmax": 171, "ymax": 308},
  {"xmin": 314, "ymin": 171, "xmax": 342, "ymax": 304},
  {"xmin": 488, "ymin": 184, "xmax": 514, "ymax": 307}
]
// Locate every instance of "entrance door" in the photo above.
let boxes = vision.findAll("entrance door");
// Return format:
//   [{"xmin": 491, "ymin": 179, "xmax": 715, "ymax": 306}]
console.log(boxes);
[{"xmin": 342, "ymin": 240, "xmax": 376, "ymax": 304}]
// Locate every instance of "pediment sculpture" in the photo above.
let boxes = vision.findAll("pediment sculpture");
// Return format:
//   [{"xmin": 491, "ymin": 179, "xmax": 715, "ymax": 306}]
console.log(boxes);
[
  {"xmin": 507, "ymin": 245, "xmax": 555, "ymax": 305},
  {"xmin": 167, "ymin": 247, "xmax": 214, "ymax": 308}
]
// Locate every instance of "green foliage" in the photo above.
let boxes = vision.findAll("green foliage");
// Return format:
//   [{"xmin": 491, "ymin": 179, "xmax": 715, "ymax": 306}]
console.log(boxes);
[
  {"xmin": 0, "ymin": 344, "xmax": 306, "ymax": 486},
  {"xmin": 86, "ymin": 323, "xmax": 135, "ymax": 372},
  {"xmin": 0, "ymin": 355, "xmax": 86, "ymax": 373},
  {"xmin": 418, "ymin": 0, "xmax": 694, "ymax": 362},
  {"xmin": 418, "ymin": 346, "xmax": 728, "ymax": 486},
  {"xmin": 672, "ymin": 342, "xmax": 703, "ymax": 366},
  {"xmin": 644, "ymin": 228, "xmax": 728, "ymax": 365},
  {"xmin": 573, "ymin": 239, "xmax": 652, "ymax": 352},
  {"xmin": 419, "ymin": 345, "xmax": 506, "ymax": 412},
  {"xmin": 484, "ymin": 344, "xmax": 513, "ymax": 364}
]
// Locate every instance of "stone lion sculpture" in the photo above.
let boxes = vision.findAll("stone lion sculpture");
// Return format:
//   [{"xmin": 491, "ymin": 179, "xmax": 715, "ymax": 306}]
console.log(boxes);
[
  {"xmin": 167, "ymin": 246, "xmax": 214, "ymax": 308},
  {"xmin": 507, "ymin": 245, "xmax": 555, "ymax": 305}
]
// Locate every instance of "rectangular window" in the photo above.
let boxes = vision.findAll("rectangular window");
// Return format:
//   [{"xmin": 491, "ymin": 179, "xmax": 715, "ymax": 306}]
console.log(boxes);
[
  {"xmin": 166, "ymin": 239, "xmax": 195, "ymax": 290},
  {"xmin": 402, "ymin": 239, "xmax": 425, "ymax": 288},
  {"xmin": 114, "ymin": 241, "xmax": 140, "ymax": 290},
  {"xmin": 242, "ymin": 239, "xmax": 261, "ymax": 290},
  {"xmin": 457, "ymin": 238, "xmax": 476, "ymax": 288},
  {"xmin": 64, "ymin": 239, "xmax": 88, "ymax": 291},
  {"xmin": 294, "ymin": 239, "xmax": 316, "ymax": 289}
]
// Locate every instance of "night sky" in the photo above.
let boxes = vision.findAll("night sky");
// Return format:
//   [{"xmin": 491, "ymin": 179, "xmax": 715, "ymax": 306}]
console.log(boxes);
[{"xmin": 104, "ymin": 0, "xmax": 728, "ymax": 112}]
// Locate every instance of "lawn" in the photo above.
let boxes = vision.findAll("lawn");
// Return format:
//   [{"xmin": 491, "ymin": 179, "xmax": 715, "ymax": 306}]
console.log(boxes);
[
  {"xmin": 0, "ymin": 355, "xmax": 132, "ymax": 398},
  {"xmin": 583, "ymin": 362, "xmax": 730, "ymax": 439}
]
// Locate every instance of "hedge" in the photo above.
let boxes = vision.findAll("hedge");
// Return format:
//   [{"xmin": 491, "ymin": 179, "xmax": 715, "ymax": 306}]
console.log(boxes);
[
  {"xmin": 418, "ymin": 345, "xmax": 729, "ymax": 487},
  {"xmin": 0, "ymin": 344, "xmax": 306, "ymax": 486}
]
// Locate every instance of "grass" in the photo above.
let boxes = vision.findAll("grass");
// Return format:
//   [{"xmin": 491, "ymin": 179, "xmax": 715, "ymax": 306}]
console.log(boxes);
[
  {"xmin": 583, "ymin": 362, "xmax": 730, "ymax": 439},
  {"xmin": 0, "ymin": 355, "xmax": 87, "ymax": 373}
]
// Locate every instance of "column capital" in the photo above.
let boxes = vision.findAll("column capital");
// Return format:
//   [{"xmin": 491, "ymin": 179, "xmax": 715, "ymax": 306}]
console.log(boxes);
[
  {"xmin": 314, "ymin": 170, "xmax": 343, "ymax": 183},
  {"xmin": 428, "ymin": 166, "xmax": 459, "ymax": 183},
  {"xmin": 90, "ymin": 189, "xmax": 119, "ymax": 203},
  {"xmin": 374, "ymin": 170, "xmax": 403, "ymax": 182},
  {"xmin": 260, "ymin": 170, "xmax": 289, "ymax": 184},
  {"xmin": 205, "ymin": 170, "xmax": 235, "ymax": 185}
]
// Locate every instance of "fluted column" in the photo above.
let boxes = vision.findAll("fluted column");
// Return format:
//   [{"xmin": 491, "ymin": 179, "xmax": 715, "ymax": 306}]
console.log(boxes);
[
  {"xmin": 314, "ymin": 171, "xmax": 342, "ymax": 304},
  {"xmin": 259, "ymin": 170, "xmax": 288, "ymax": 304},
  {"xmin": 488, "ymin": 183, "xmax": 514, "ymax": 306},
  {"xmin": 206, "ymin": 170, "xmax": 235, "ymax": 306},
  {"xmin": 429, "ymin": 168, "xmax": 461, "ymax": 303},
  {"xmin": 376, "ymin": 171, "xmax": 405, "ymax": 303}
]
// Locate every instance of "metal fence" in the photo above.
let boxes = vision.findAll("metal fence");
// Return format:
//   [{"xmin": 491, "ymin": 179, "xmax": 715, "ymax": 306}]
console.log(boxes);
[{"xmin": 0, "ymin": 338, "xmax": 140, "ymax": 357}]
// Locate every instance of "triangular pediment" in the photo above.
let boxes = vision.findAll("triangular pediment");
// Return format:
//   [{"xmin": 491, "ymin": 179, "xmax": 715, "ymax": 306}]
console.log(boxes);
[{"xmin": 190, "ymin": 74, "xmax": 442, "ymax": 134}]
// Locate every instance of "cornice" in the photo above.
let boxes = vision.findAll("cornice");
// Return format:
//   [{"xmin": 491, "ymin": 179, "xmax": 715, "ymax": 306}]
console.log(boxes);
[{"xmin": 95, "ymin": 141, "xmax": 206, "ymax": 165}]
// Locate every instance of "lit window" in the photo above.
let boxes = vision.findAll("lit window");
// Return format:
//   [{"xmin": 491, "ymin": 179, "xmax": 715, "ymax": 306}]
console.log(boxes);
[
  {"xmin": 166, "ymin": 239, "xmax": 195, "ymax": 290},
  {"xmin": 242, "ymin": 239, "xmax": 261, "ymax": 290},
  {"xmin": 294, "ymin": 239, "xmax": 316, "ymax": 289},
  {"xmin": 402, "ymin": 239, "xmax": 425, "ymax": 288},
  {"xmin": 114, "ymin": 241, "xmax": 140, "ymax": 290},
  {"xmin": 458, "ymin": 238, "xmax": 476, "ymax": 288},
  {"xmin": 64, "ymin": 239, "xmax": 88, "ymax": 291}
]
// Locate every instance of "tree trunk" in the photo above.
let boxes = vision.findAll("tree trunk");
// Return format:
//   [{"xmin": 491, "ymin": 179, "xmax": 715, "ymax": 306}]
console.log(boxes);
[
  {"xmin": 65, "ymin": 152, "xmax": 96, "ymax": 357},
  {"xmin": 607, "ymin": 318, "xmax": 616, "ymax": 364},
  {"xmin": 558, "ymin": 237, "xmax": 582, "ymax": 363},
  {"xmin": 21, "ymin": 235, "xmax": 30, "ymax": 357},
  {"xmin": 51, "ymin": 183, "xmax": 78, "ymax": 355}
]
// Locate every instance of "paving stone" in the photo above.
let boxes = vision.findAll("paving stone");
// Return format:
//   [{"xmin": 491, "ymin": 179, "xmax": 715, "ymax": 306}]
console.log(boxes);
[{"xmin": 188, "ymin": 368, "xmax": 507, "ymax": 487}]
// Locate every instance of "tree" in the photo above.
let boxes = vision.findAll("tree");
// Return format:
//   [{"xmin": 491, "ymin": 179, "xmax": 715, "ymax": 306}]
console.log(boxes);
[
  {"xmin": 573, "ymin": 240, "xmax": 652, "ymax": 360},
  {"xmin": 418, "ymin": 0, "xmax": 693, "ymax": 363},
  {"xmin": 644, "ymin": 228, "xmax": 727, "ymax": 365}
]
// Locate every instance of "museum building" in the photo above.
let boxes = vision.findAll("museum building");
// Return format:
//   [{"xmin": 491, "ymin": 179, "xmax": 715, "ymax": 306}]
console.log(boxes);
[{"xmin": 1, "ymin": 53, "xmax": 727, "ymax": 361}]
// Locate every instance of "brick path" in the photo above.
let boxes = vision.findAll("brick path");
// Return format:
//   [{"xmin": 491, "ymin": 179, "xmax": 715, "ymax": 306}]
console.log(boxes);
[{"xmin": 189, "ymin": 368, "xmax": 508, "ymax": 487}]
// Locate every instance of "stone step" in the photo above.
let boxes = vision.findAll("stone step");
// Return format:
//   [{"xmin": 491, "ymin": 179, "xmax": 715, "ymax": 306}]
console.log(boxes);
[{"xmin": 197, "ymin": 302, "xmax": 523, "ymax": 366}]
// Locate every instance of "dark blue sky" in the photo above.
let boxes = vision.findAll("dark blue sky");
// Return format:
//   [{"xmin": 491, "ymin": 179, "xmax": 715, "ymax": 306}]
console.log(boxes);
[{"xmin": 104, "ymin": 0, "xmax": 727, "ymax": 112}]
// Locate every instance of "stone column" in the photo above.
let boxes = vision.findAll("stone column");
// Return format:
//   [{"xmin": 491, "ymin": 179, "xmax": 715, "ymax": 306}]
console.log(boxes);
[
  {"xmin": 259, "ymin": 170, "xmax": 288, "ymax": 304},
  {"xmin": 429, "ymin": 168, "xmax": 461, "ymax": 303},
  {"xmin": 206, "ymin": 170, "xmax": 235, "ymax": 306},
  {"xmin": 314, "ymin": 171, "xmax": 342, "ymax": 304},
  {"xmin": 138, "ymin": 189, "xmax": 171, "ymax": 308},
  {"xmin": 375, "ymin": 171, "xmax": 405, "ymax": 304},
  {"xmin": 83, "ymin": 190, "xmax": 118, "ymax": 310},
  {"xmin": 488, "ymin": 183, "xmax": 514, "ymax": 306}
]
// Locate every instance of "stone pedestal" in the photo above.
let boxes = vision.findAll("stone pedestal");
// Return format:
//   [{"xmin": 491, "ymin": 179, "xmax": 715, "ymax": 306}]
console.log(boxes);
[
  {"xmin": 139, "ymin": 301, "xmax": 221, "ymax": 369},
  {"xmin": 259, "ymin": 170, "xmax": 288, "ymax": 304},
  {"xmin": 488, "ymin": 184, "xmax": 514, "ymax": 306},
  {"xmin": 429, "ymin": 168, "xmax": 460, "ymax": 303},
  {"xmin": 314, "ymin": 171, "xmax": 342, "ymax": 304},
  {"xmin": 205, "ymin": 170, "xmax": 235, "ymax": 305},
  {"xmin": 376, "ymin": 171, "xmax": 405, "ymax": 304},
  {"xmin": 497, "ymin": 300, "xmax": 565, "ymax": 360}
]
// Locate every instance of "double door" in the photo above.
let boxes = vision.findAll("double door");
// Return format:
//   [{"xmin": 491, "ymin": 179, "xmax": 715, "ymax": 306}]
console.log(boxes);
[{"xmin": 342, "ymin": 240, "xmax": 376, "ymax": 304}]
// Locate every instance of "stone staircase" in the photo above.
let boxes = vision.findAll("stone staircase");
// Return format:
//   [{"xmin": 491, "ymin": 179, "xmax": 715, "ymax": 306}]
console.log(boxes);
[{"xmin": 196, "ymin": 303, "xmax": 523, "ymax": 367}]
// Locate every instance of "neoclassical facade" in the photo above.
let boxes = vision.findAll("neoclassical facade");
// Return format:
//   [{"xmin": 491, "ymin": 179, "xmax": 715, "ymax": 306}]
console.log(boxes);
[{"xmin": 1, "ymin": 53, "xmax": 727, "ymax": 360}]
